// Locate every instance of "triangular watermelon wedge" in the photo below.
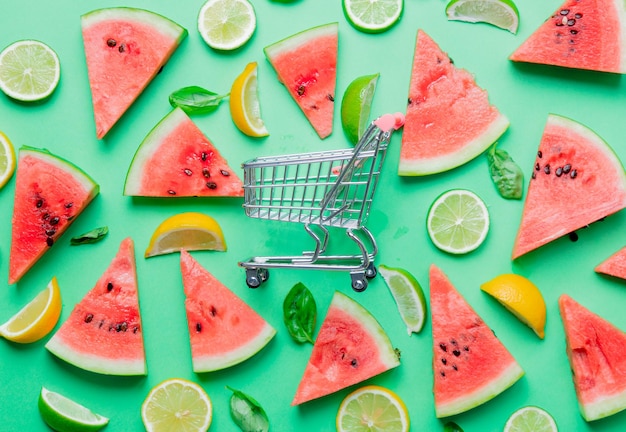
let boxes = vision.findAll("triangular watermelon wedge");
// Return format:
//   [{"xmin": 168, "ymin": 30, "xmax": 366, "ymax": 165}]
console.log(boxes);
[
  {"xmin": 81, "ymin": 7, "xmax": 187, "ymax": 139},
  {"xmin": 595, "ymin": 246, "xmax": 626, "ymax": 280},
  {"xmin": 124, "ymin": 108, "xmax": 243, "ymax": 197},
  {"xmin": 9, "ymin": 146, "xmax": 99, "ymax": 284},
  {"xmin": 180, "ymin": 250, "xmax": 276, "ymax": 372},
  {"xmin": 559, "ymin": 294, "xmax": 626, "ymax": 421},
  {"xmin": 45, "ymin": 238, "xmax": 146, "ymax": 376},
  {"xmin": 399, "ymin": 30, "xmax": 509, "ymax": 176},
  {"xmin": 430, "ymin": 264, "xmax": 524, "ymax": 418},
  {"xmin": 512, "ymin": 114, "xmax": 626, "ymax": 259},
  {"xmin": 510, "ymin": 0, "xmax": 626, "ymax": 74},
  {"xmin": 264, "ymin": 23, "xmax": 338, "ymax": 139},
  {"xmin": 292, "ymin": 291, "xmax": 400, "ymax": 405}
]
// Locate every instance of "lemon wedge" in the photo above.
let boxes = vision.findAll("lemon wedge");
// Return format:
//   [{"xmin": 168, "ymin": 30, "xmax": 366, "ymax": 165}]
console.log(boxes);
[
  {"xmin": 0, "ymin": 130, "xmax": 15, "ymax": 190},
  {"xmin": 0, "ymin": 277, "xmax": 62, "ymax": 343},
  {"xmin": 145, "ymin": 212, "xmax": 226, "ymax": 258},
  {"xmin": 230, "ymin": 61, "xmax": 269, "ymax": 137}
]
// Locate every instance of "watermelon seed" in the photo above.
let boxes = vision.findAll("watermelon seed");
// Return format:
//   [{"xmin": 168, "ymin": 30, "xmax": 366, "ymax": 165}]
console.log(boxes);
[
  {"xmin": 184, "ymin": 168, "xmax": 193, "ymax": 176},
  {"xmin": 65, "ymin": 202, "xmax": 73, "ymax": 208},
  {"xmin": 201, "ymin": 152, "xmax": 208, "ymax": 161},
  {"xmin": 209, "ymin": 306, "xmax": 217, "ymax": 316},
  {"xmin": 167, "ymin": 190, "xmax": 177, "ymax": 195},
  {"xmin": 531, "ymin": 172, "xmax": 536, "ymax": 179},
  {"xmin": 84, "ymin": 313, "xmax": 93, "ymax": 323},
  {"xmin": 452, "ymin": 349, "xmax": 461, "ymax": 357},
  {"xmin": 106, "ymin": 282, "xmax": 113, "ymax": 292},
  {"xmin": 535, "ymin": 163, "xmax": 540, "ymax": 171},
  {"xmin": 439, "ymin": 342, "xmax": 447, "ymax": 352},
  {"xmin": 50, "ymin": 216, "xmax": 59, "ymax": 225},
  {"xmin": 46, "ymin": 229, "xmax": 56, "ymax": 236},
  {"xmin": 350, "ymin": 359, "xmax": 358, "ymax": 367},
  {"xmin": 571, "ymin": 29, "xmax": 579, "ymax": 35},
  {"xmin": 575, "ymin": 13, "xmax": 582, "ymax": 18},
  {"xmin": 118, "ymin": 44, "xmax": 126, "ymax": 53},
  {"xmin": 463, "ymin": 345, "xmax": 469, "ymax": 351},
  {"xmin": 567, "ymin": 19, "xmax": 576, "ymax": 26},
  {"xmin": 563, "ymin": 164, "xmax": 571, "ymax": 174},
  {"xmin": 196, "ymin": 323, "xmax": 202, "ymax": 332},
  {"xmin": 116, "ymin": 322, "xmax": 128, "ymax": 332},
  {"xmin": 543, "ymin": 165, "xmax": 550, "ymax": 175},
  {"xmin": 42, "ymin": 213, "xmax": 49, "ymax": 220},
  {"xmin": 107, "ymin": 39, "xmax": 116, "ymax": 47},
  {"xmin": 297, "ymin": 85, "xmax": 306, "ymax": 96},
  {"xmin": 570, "ymin": 169, "xmax": 578, "ymax": 179},
  {"xmin": 36, "ymin": 199, "xmax": 43, "ymax": 208},
  {"xmin": 440, "ymin": 371, "xmax": 446, "ymax": 377},
  {"xmin": 452, "ymin": 364, "xmax": 458, "ymax": 371},
  {"xmin": 220, "ymin": 169, "xmax": 230, "ymax": 176},
  {"xmin": 441, "ymin": 358, "xmax": 447, "ymax": 365},
  {"xmin": 46, "ymin": 237, "xmax": 54, "ymax": 247},
  {"xmin": 537, "ymin": 150, "xmax": 542, "ymax": 158},
  {"xmin": 206, "ymin": 181, "xmax": 217, "ymax": 190},
  {"xmin": 202, "ymin": 167, "xmax": 210, "ymax": 178},
  {"xmin": 133, "ymin": 326, "xmax": 139, "ymax": 334},
  {"xmin": 556, "ymin": 167, "xmax": 563, "ymax": 177},
  {"xmin": 98, "ymin": 320, "xmax": 104, "ymax": 329},
  {"xmin": 327, "ymin": 94, "xmax": 334, "ymax": 102}
]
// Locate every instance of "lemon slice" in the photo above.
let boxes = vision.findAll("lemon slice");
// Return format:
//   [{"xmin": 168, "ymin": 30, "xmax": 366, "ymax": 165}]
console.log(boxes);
[
  {"xmin": 145, "ymin": 212, "xmax": 226, "ymax": 258},
  {"xmin": 341, "ymin": 73, "xmax": 379, "ymax": 145},
  {"xmin": 198, "ymin": 0, "xmax": 257, "ymax": 50},
  {"xmin": 0, "ymin": 130, "xmax": 16, "ymax": 189},
  {"xmin": 0, "ymin": 277, "xmax": 62, "ymax": 343},
  {"xmin": 38, "ymin": 387, "xmax": 109, "ymax": 432},
  {"xmin": 230, "ymin": 61, "xmax": 269, "ymax": 137},
  {"xmin": 445, "ymin": 0, "xmax": 520, "ymax": 34},
  {"xmin": 378, "ymin": 264, "xmax": 427, "ymax": 335},
  {"xmin": 342, "ymin": 0, "xmax": 404, "ymax": 34},
  {"xmin": 504, "ymin": 406, "xmax": 557, "ymax": 432},
  {"xmin": 336, "ymin": 385, "xmax": 410, "ymax": 432},
  {"xmin": 141, "ymin": 378, "xmax": 212, "ymax": 432},
  {"xmin": 481, "ymin": 273, "xmax": 547, "ymax": 338}
]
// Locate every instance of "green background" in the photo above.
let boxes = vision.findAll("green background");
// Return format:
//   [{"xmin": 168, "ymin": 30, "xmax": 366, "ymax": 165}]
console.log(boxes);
[{"xmin": 2, "ymin": 0, "xmax": 626, "ymax": 430}]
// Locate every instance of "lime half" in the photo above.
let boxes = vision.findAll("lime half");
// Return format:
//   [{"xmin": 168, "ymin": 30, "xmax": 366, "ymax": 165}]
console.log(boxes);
[
  {"xmin": 504, "ymin": 406, "xmax": 558, "ymax": 432},
  {"xmin": 342, "ymin": 0, "xmax": 403, "ymax": 33},
  {"xmin": 0, "ymin": 40, "xmax": 60, "ymax": 102},
  {"xmin": 198, "ymin": 0, "xmax": 257, "ymax": 50},
  {"xmin": 38, "ymin": 387, "xmax": 109, "ymax": 432},
  {"xmin": 378, "ymin": 264, "xmax": 427, "ymax": 335},
  {"xmin": 341, "ymin": 73, "xmax": 379, "ymax": 145},
  {"xmin": 336, "ymin": 385, "xmax": 410, "ymax": 432},
  {"xmin": 445, "ymin": 0, "xmax": 520, "ymax": 34},
  {"xmin": 427, "ymin": 189, "xmax": 490, "ymax": 254}
]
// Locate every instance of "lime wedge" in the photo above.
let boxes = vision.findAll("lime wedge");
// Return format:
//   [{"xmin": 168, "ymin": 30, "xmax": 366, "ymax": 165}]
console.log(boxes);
[
  {"xmin": 0, "ymin": 40, "xmax": 60, "ymax": 102},
  {"xmin": 378, "ymin": 264, "xmax": 427, "ymax": 335},
  {"xmin": 342, "ymin": 0, "xmax": 403, "ymax": 33},
  {"xmin": 445, "ymin": 0, "xmax": 520, "ymax": 34},
  {"xmin": 426, "ymin": 189, "xmax": 490, "ymax": 254},
  {"xmin": 341, "ymin": 73, "xmax": 379, "ymax": 145},
  {"xmin": 0, "ymin": 131, "xmax": 16, "ymax": 190},
  {"xmin": 504, "ymin": 406, "xmax": 558, "ymax": 432},
  {"xmin": 197, "ymin": 0, "xmax": 257, "ymax": 50},
  {"xmin": 38, "ymin": 387, "xmax": 109, "ymax": 432}
]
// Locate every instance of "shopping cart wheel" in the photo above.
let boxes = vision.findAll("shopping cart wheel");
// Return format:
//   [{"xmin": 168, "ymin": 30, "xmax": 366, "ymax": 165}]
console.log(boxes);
[
  {"xmin": 365, "ymin": 262, "xmax": 377, "ymax": 279},
  {"xmin": 245, "ymin": 268, "xmax": 268, "ymax": 289},
  {"xmin": 351, "ymin": 273, "xmax": 368, "ymax": 292}
]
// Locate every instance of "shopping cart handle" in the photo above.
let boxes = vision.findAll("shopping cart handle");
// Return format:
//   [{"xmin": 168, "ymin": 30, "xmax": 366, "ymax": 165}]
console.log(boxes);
[{"xmin": 374, "ymin": 112, "xmax": 405, "ymax": 132}]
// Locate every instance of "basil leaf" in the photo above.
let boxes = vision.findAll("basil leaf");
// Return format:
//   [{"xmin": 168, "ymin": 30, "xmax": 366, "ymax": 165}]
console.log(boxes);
[
  {"xmin": 283, "ymin": 282, "xmax": 316, "ymax": 344},
  {"xmin": 70, "ymin": 226, "xmax": 108, "ymax": 245},
  {"xmin": 486, "ymin": 144, "xmax": 524, "ymax": 200},
  {"xmin": 443, "ymin": 421, "xmax": 464, "ymax": 432},
  {"xmin": 168, "ymin": 86, "xmax": 228, "ymax": 115},
  {"xmin": 227, "ymin": 386, "xmax": 269, "ymax": 432}
]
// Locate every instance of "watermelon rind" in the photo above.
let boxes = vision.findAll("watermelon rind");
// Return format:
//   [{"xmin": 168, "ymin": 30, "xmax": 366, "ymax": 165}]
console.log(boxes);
[{"xmin": 263, "ymin": 22, "xmax": 338, "ymax": 59}]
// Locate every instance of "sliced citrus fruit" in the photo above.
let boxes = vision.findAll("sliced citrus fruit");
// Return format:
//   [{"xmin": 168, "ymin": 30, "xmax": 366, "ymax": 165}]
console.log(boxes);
[
  {"xmin": 504, "ymin": 406, "xmax": 557, "ymax": 432},
  {"xmin": 341, "ymin": 73, "xmax": 379, "ymax": 145},
  {"xmin": 141, "ymin": 378, "xmax": 212, "ymax": 432},
  {"xmin": 426, "ymin": 189, "xmax": 490, "ymax": 254},
  {"xmin": 145, "ymin": 212, "xmax": 226, "ymax": 258},
  {"xmin": 378, "ymin": 264, "xmax": 426, "ymax": 335},
  {"xmin": 198, "ymin": 0, "xmax": 257, "ymax": 50},
  {"xmin": 230, "ymin": 62, "xmax": 269, "ymax": 137},
  {"xmin": 445, "ymin": 0, "xmax": 520, "ymax": 34},
  {"xmin": 336, "ymin": 385, "xmax": 410, "ymax": 432},
  {"xmin": 38, "ymin": 387, "xmax": 109, "ymax": 432},
  {"xmin": 481, "ymin": 273, "xmax": 547, "ymax": 338},
  {"xmin": 0, "ymin": 40, "xmax": 60, "ymax": 102},
  {"xmin": 0, "ymin": 130, "xmax": 16, "ymax": 189},
  {"xmin": 0, "ymin": 276, "xmax": 62, "ymax": 343},
  {"xmin": 342, "ymin": 0, "xmax": 404, "ymax": 33}
]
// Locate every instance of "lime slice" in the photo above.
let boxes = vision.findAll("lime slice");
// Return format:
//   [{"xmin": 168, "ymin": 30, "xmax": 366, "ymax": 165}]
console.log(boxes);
[
  {"xmin": 0, "ymin": 40, "xmax": 60, "ymax": 102},
  {"xmin": 341, "ymin": 73, "xmax": 379, "ymax": 145},
  {"xmin": 504, "ymin": 406, "xmax": 558, "ymax": 432},
  {"xmin": 0, "ymin": 130, "xmax": 16, "ymax": 189},
  {"xmin": 445, "ymin": 0, "xmax": 520, "ymax": 34},
  {"xmin": 38, "ymin": 387, "xmax": 109, "ymax": 432},
  {"xmin": 426, "ymin": 189, "xmax": 490, "ymax": 254},
  {"xmin": 197, "ymin": 0, "xmax": 257, "ymax": 50},
  {"xmin": 378, "ymin": 264, "xmax": 426, "ymax": 335},
  {"xmin": 342, "ymin": 0, "xmax": 404, "ymax": 33},
  {"xmin": 336, "ymin": 385, "xmax": 410, "ymax": 432},
  {"xmin": 230, "ymin": 61, "xmax": 269, "ymax": 137}
]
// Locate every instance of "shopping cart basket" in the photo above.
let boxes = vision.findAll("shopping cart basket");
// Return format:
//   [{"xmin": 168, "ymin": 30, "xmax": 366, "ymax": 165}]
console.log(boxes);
[{"xmin": 238, "ymin": 113, "xmax": 404, "ymax": 291}]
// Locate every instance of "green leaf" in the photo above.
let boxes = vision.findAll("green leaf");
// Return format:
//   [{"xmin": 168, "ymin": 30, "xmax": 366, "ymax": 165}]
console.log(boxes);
[
  {"xmin": 227, "ymin": 387, "xmax": 269, "ymax": 432},
  {"xmin": 70, "ymin": 226, "xmax": 109, "ymax": 245},
  {"xmin": 168, "ymin": 86, "xmax": 229, "ymax": 115},
  {"xmin": 443, "ymin": 421, "xmax": 464, "ymax": 432},
  {"xmin": 282, "ymin": 282, "xmax": 316, "ymax": 344},
  {"xmin": 486, "ymin": 143, "xmax": 524, "ymax": 200}
]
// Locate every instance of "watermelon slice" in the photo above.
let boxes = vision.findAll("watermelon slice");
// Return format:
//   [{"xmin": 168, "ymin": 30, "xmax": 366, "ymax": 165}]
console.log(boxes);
[
  {"xmin": 9, "ymin": 147, "xmax": 99, "ymax": 284},
  {"xmin": 124, "ymin": 107, "xmax": 244, "ymax": 197},
  {"xmin": 45, "ymin": 238, "xmax": 146, "ymax": 376},
  {"xmin": 399, "ymin": 30, "xmax": 509, "ymax": 176},
  {"xmin": 430, "ymin": 264, "xmax": 524, "ymax": 417},
  {"xmin": 559, "ymin": 294, "xmax": 626, "ymax": 421},
  {"xmin": 510, "ymin": 0, "xmax": 626, "ymax": 74},
  {"xmin": 180, "ymin": 250, "xmax": 275, "ymax": 372},
  {"xmin": 595, "ymin": 246, "xmax": 626, "ymax": 280},
  {"xmin": 292, "ymin": 291, "xmax": 400, "ymax": 405},
  {"xmin": 512, "ymin": 114, "xmax": 626, "ymax": 259},
  {"xmin": 82, "ymin": 7, "xmax": 187, "ymax": 139},
  {"xmin": 264, "ymin": 23, "xmax": 338, "ymax": 139}
]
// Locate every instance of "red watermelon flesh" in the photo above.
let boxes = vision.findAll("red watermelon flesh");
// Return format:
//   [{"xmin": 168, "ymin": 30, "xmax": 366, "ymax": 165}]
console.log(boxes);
[
  {"xmin": 264, "ymin": 23, "xmax": 338, "ymax": 139},
  {"xmin": 82, "ymin": 7, "xmax": 187, "ymax": 139},
  {"xmin": 595, "ymin": 246, "xmax": 626, "ymax": 280},
  {"xmin": 292, "ymin": 291, "xmax": 400, "ymax": 405},
  {"xmin": 399, "ymin": 30, "xmax": 509, "ymax": 176},
  {"xmin": 430, "ymin": 264, "xmax": 524, "ymax": 418},
  {"xmin": 512, "ymin": 114, "xmax": 626, "ymax": 259},
  {"xmin": 124, "ymin": 107, "xmax": 243, "ymax": 197},
  {"xmin": 510, "ymin": 0, "xmax": 626, "ymax": 74},
  {"xmin": 9, "ymin": 147, "xmax": 99, "ymax": 285},
  {"xmin": 45, "ymin": 238, "xmax": 146, "ymax": 376},
  {"xmin": 180, "ymin": 250, "xmax": 275, "ymax": 372},
  {"xmin": 559, "ymin": 294, "xmax": 626, "ymax": 421}
]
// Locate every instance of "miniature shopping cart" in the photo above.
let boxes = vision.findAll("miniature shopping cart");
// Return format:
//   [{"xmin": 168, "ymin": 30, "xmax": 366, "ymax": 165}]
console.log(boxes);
[{"xmin": 238, "ymin": 113, "xmax": 404, "ymax": 291}]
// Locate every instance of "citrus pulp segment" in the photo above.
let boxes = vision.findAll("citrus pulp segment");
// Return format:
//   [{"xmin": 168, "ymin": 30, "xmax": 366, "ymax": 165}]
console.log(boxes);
[
  {"xmin": 378, "ymin": 264, "xmax": 427, "ymax": 335},
  {"xmin": 445, "ymin": 0, "xmax": 520, "ymax": 34},
  {"xmin": 230, "ymin": 62, "xmax": 269, "ymax": 137},
  {"xmin": 336, "ymin": 385, "xmax": 410, "ymax": 432},
  {"xmin": 0, "ymin": 40, "xmax": 60, "ymax": 102},
  {"xmin": 341, "ymin": 73, "xmax": 379, "ymax": 145},
  {"xmin": 342, "ymin": 0, "xmax": 404, "ymax": 33},
  {"xmin": 0, "ymin": 131, "xmax": 16, "ymax": 189},
  {"xmin": 504, "ymin": 406, "xmax": 558, "ymax": 432},
  {"xmin": 198, "ymin": 0, "xmax": 257, "ymax": 50},
  {"xmin": 38, "ymin": 387, "xmax": 109, "ymax": 432}
]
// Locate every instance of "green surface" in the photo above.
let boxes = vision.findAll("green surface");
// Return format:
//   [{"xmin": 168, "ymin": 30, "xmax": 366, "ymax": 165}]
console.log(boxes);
[{"xmin": 1, "ymin": 1, "xmax": 626, "ymax": 431}]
